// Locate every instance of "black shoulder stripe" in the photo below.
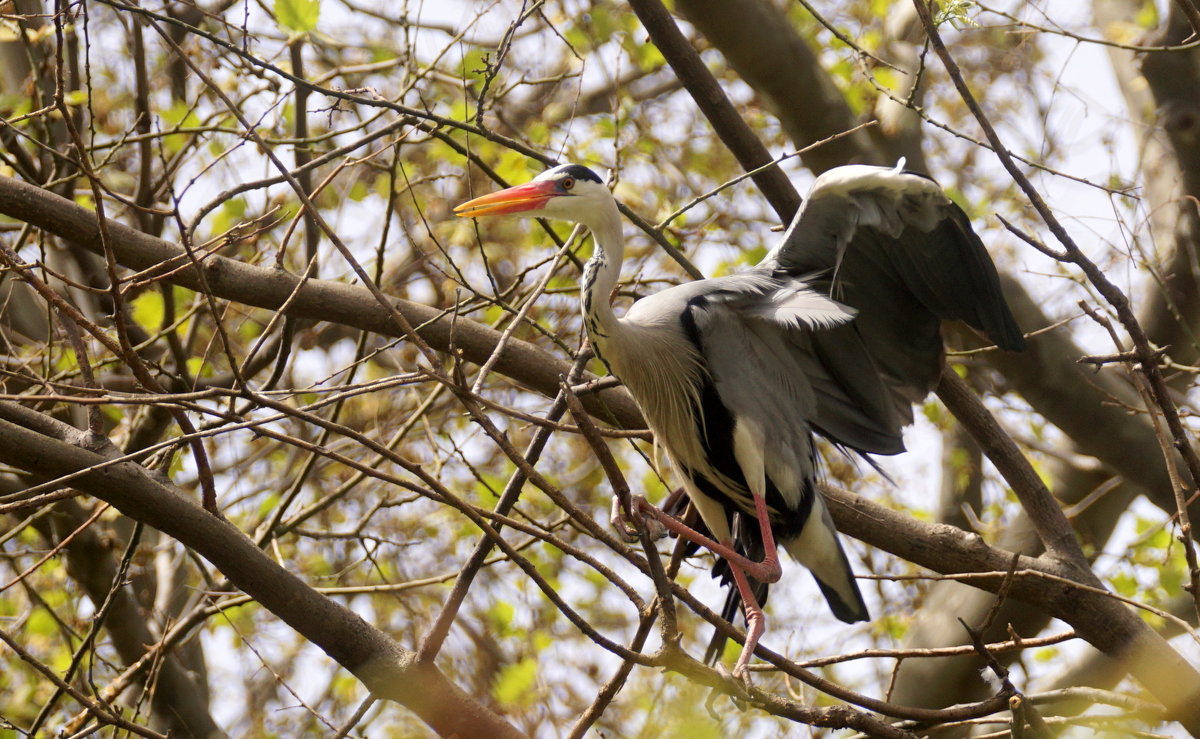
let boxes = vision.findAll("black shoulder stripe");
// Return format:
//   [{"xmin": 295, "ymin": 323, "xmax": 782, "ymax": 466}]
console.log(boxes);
[{"xmin": 902, "ymin": 168, "xmax": 938, "ymax": 183}]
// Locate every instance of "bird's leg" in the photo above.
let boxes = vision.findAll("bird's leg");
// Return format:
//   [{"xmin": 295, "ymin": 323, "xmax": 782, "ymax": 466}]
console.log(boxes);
[
  {"xmin": 726, "ymin": 559, "xmax": 766, "ymax": 681},
  {"xmin": 631, "ymin": 493, "xmax": 779, "ymax": 680},
  {"xmin": 632, "ymin": 496, "xmax": 782, "ymax": 584},
  {"xmin": 746, "ymin": 491, "xmax": 782, "ymax": 583}
]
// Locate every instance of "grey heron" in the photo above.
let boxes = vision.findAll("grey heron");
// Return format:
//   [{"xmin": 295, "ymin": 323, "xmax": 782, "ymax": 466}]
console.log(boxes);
[{"xmin": 455, "ymin": 161, "xmax": 1025, "ymax": 679}]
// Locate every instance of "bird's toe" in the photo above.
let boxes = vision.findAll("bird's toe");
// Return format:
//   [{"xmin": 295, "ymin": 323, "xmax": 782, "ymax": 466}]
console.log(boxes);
[
  {"xmin": 631, "ymin": 495, "xmax": 669, "ymax": 539},
  {"xmin": 713, "ymin": 663, "xmax": 752, "ymax": 707}
]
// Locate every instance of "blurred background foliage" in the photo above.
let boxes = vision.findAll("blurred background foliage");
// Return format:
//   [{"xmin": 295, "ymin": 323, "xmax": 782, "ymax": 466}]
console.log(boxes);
[{"xmin": 1, "ymin": 0, "xmax": 1197, "ymax": 736}]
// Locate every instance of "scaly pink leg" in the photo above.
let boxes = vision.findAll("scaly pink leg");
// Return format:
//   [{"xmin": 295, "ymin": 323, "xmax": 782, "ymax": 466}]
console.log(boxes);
[
  {"xmin": 630, "ymin": 494, "xmax": 782, "ymax": 680},
  {"xmin": 633, "ymin": 494, "xmax": 781, "ymax": 584},
  {"xmin": 727, "ymin": 559, "xmax": 766, "ymax": 680}
]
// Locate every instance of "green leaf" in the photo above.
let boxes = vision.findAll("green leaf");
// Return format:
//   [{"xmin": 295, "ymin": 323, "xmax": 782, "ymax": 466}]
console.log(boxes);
[
  {"xmin": 486, "ymin": 600, "xmax": 515, "ymax": 636},
  {"xmin": 1161, "ymin": 562, "xmax": 1183, "ymax": 595},
  {"xmin": 1111, "ymin": 570, "xmax": 1139, "ymax": 598},
  {"xmin": 1135, "ymin": 0, "xmax": 1158, "ymax": 29},
  {"xmin": 878, "ymin": 613, "xmax": 909, "ymax": 640},
  {"xmin": 257, "ymin": 492, "xmax": 281, "ymax": 518},
  {"xmin": 26, "ymin": 607, "xmax": 58, "ymax": 637},
  {"xmin": 210, "ymin": 197, "xmax": 247, "ymax": 239},
  {"xmin": 935, "ymin": 0, "xmax": 979, "ymax": 29},
  {"xmin": 131, "ymin": 290, "xmax": 165, "ymax": 330},
  {"xmin": 275, "ymin": 0, "xmax": 320, "ymax": 33},
  {"xmin": 160, "ymin": 100, "xmax": 201, "ymax": 155},
  {"xmin": 492, "ymin": 657, "xmax": 538, "ymax": 707},
  {"xmin": 187, "ymin": 356, "xmax": 207, "ymax": 378}
]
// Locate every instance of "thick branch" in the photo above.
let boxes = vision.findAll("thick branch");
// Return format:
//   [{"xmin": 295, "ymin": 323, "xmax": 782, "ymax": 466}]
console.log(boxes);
[
  {"xmin": 1137, "ymin": 1, "xmax": 1200, "ymax": 365},
  {"xmin": 628, "ymin": 0, "xmax": 802, "ymax": 222},
  {"xmin": 824, "ymin": 483, "xmax": 1200, "ymax": 731},
  {"xmin": 0, "ymin": 175, "xmax": 644, "ymax": 430},
  {"xmin": 936, "ymin": 368, "xmax": 1089, "ymax": 565},
  {"xmin": 673, "ymin": 0, "xmax": 885, "ymax": 173},
  {"xmin": 35, "ymin": 501, "xmax": 223, "ymax": 739},
  {"xmin": 987, "ymin": 279, "xmax": 1195, "ymax": 525},
  {"xmin": 0, "ymin": 407, "xmax": 527, "ymax": 739}
]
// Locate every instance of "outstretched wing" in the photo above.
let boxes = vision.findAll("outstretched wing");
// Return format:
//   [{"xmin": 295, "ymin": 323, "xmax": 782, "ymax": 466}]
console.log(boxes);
[
  {"xmin": 760, "ymin": 162, "xmax": 1025, "ymax": 448},
  {"xmin": 646, "ymin": 163, "xmax": 1026, "ymax": 663}
]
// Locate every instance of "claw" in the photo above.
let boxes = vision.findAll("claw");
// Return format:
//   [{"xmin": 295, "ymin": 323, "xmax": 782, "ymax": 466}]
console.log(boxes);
[
  {"xmin": 610, "ymin": 495, "xmax": 668, "ymax": 541},
  {"xmin": 704, "ymin": 684, "xmax": 723, "ymax": 720},
  {"xmin": 631, "ymin": 495, "xmax": 668, "ymax": 539},
  {"xmin": 715, "ymin": 663, "xmax": 752, "ymax": 708},
  {"xmin": 731, "ymin": 662, "xmax": 754, "ymax": 689},
  {"xmin": 610, "ymin": 496, "xmax": 640, "ymax": 542}
]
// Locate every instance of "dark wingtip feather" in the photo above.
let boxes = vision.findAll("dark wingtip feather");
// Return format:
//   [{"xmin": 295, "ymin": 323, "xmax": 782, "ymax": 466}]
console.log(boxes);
[
  {"xmin": 989, "ymin": 304, "xmax": 1027, "ymax": 352},
  {"xmin": 945, "ymin": 206, "xmax": 1027, "ymax": 353},
  {"xmin": 994, "ymin": 325, "xmax": 1027, "ymax": 353}
]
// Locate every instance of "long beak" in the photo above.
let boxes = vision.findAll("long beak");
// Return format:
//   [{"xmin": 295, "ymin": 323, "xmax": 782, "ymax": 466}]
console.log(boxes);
[{"xmin": 454, "ymin": 180, "xmax": 559, "ymax": 218}]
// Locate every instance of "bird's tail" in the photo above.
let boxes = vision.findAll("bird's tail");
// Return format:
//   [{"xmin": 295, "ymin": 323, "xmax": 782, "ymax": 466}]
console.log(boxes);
[{"xmin": 781, "ymin": 495, "xmax": 869, "ymax": 624}]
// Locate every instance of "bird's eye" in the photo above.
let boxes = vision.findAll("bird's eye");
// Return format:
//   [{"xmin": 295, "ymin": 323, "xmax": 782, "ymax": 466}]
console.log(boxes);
[{"xmin": 561, "ymin": 177, "xmax": 575, "ymax": 191}]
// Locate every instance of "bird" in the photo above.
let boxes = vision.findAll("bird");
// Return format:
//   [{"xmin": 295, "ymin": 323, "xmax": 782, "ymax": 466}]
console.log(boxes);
[{"xmin": 454, "ymin": 160, "xmax": 1025, "ymax": 680}]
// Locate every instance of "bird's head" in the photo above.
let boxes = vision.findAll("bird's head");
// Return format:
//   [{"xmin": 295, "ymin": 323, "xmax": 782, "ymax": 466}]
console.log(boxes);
[{"xmin": 454, "ymin": 163, "xmax": 610, "ymax": 224}]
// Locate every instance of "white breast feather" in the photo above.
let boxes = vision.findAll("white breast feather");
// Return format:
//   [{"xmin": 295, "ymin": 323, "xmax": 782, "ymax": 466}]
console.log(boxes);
[{"xmin": 603, "ymin": 312, "xmax": 762, "ymax": 526}]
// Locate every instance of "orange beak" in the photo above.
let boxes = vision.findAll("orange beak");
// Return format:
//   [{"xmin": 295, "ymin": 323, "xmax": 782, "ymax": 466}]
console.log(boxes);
[{"xmin": 454, "ymin": 180, "xmax": 560, "ymax": 218}]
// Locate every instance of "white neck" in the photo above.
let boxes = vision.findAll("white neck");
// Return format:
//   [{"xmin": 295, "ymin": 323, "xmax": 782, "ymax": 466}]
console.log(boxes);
[{"xmin": 578, "ymin": 198, "xmax": 625, "ymax": 350}]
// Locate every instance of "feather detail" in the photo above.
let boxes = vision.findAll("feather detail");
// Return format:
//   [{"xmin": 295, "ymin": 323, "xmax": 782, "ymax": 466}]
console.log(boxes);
[
  {"xmin": 459, "ymin": 161, "xmax": 1025, "ymax": 655},
  {"xmin": 747, "ymin": 284, "xmax": 855, "ymax": 331}
]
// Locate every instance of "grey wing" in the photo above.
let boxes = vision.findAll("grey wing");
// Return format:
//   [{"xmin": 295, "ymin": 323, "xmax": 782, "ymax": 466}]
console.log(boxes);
[
  {"xmin": 685, "ymin": 287, "xmax": 870, "ymax": 621},
  {"xmin": 689, "ymin": 275, "xmax": 902, "ymax": 468},
  {"xmin": 697, "ymin": 279, "xmax": 845, "ymax": 437},
  {"xmin": 683, "ymin": 272, "xmax": 917, "ymax": 458},
  {"xmin": 761, "ymin": 163, "xmax": 1025, "ymax": 439}
]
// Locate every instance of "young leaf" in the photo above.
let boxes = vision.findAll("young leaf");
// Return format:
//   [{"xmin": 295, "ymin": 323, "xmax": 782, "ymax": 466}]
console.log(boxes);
[{"xmin": 276, "ymin": 0, "xmax": 320, "ymax": 33}]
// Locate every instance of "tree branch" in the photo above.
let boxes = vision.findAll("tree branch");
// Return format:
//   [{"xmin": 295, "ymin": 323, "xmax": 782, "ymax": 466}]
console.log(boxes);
[
  {"xmin": 0, "ymin": 406, "xmax": 528, "ymax": 739},
  {"xmin": 674, "ymin": 0, "xmax": 887, "ymax": 173},
  {"xmin": 627, "ymin": 0, "xmax": 803, "ymax": 222},
  {"xmin": 824, "ymin": 480, "xmax": 1200, "ymax": 731},
  {"xmin": 0, "ymin": 174, "xmax": 644, "ymax": 430}
]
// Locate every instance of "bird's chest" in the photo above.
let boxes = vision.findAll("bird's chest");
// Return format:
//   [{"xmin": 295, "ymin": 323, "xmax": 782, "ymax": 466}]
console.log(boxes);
[{"xmin": 601, "ymin": 321, "xmax": 712, "ymax": 475}]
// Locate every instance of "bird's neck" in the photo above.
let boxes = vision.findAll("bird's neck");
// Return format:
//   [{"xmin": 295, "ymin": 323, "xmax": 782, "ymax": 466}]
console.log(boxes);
[{"xmin": 579, "ymin": 200, "xmax": 624, "ymax": 352}]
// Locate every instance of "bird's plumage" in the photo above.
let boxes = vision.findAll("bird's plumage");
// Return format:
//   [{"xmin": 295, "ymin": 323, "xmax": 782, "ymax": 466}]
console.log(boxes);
[{"xmin": 456, "ymin": 161, "xmax": 1024, "ymax": 671}]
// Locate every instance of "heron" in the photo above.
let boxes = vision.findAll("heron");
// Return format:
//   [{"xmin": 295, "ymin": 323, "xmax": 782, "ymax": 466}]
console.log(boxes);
[{"xmin": 455, "ymin": 161, "xmax": 1025, "ymax": 679}]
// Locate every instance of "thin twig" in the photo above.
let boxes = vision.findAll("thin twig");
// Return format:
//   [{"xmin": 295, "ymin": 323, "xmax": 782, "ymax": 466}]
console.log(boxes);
[
  {"xmin": 416, "ymin": 349, "xmax": 593, "ymax": 662},
  {"xmin": 0, "ymin": 627, "xmax": 168, "ymax": 739}
]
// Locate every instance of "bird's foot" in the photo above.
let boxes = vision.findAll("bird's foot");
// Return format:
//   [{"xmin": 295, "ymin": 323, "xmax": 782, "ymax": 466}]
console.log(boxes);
[
  {"xmin": 713, "ymin": 663, "xmax": 752, "ymax": 709},
  {"xmin": 731, "ymin": 662, "xmax": 754, "ymax": 689},
  {"xmin": 610, "ymin": 495, "xmax": 667, "ymax": 542},
  {"xmin": 609, "ymin": 496, "xmax": 640, "ymax": 542},
  {"xmin": 631, "ymin": 495, "xmax": 669, "ymax": 539}
]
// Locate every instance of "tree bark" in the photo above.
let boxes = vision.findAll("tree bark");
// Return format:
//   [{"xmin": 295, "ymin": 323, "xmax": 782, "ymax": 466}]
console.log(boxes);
[
  {"xmin": 0, "ymin": 405, "xmax": 528, "ymax": 739},
  {"xmin": 0, "ymin": 175, "xmax": 644, "ymax": 430}
]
